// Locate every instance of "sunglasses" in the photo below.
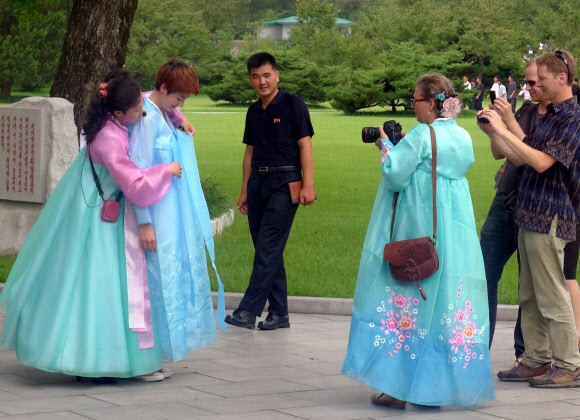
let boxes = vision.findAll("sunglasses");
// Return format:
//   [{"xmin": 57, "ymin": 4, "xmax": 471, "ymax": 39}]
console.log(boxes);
[
  {"xmin": 525, "ymin": 80, "xmax": 537, "ymax": 87},
  {"xmin": 412, "ymin": 97, "xmax": 430, "ymax": 106},
  {"xmin": 555, "ymin": 49, "xmax": 571, "ymax": 79}
]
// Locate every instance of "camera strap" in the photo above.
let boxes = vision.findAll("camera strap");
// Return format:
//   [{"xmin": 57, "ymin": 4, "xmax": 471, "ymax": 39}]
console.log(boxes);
[{"xmin": 87, "ymin": 145, "xmax": 123, "ymax": 203}]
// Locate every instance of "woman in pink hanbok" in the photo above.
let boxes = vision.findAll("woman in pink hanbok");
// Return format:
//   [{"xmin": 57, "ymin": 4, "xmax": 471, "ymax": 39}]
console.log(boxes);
[{"xmin": 0, "ymin": 70, "xmax": 183, "ymax": 383}]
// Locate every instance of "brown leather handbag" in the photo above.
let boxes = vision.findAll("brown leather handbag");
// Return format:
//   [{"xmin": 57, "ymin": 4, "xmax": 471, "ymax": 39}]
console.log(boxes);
[{"xmin": 383, "ymin": 125, "xmax": 439, "ymax": 300}]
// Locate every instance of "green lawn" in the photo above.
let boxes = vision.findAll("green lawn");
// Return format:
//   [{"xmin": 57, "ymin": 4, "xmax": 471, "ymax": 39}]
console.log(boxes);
[
  {"xmin": 186, "ymin": 98, "xmax": 521, "ymax": 303},
  {"xmin": 0, "ymin": 88, "xmax": 50, "ymax": 106},
  {"xmin": 1, "ymin": 93, "xmax": 522, "ymax": 304}
]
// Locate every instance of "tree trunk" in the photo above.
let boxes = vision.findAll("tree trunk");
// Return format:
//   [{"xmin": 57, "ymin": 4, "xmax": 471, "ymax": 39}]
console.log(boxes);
[
  {"xmin": 0, "ymin": 83, "xmax": 11, "ymax": 97},
  {"xmin": 50, "ymin": 0, "xmax": 139, "ymax": 136}
]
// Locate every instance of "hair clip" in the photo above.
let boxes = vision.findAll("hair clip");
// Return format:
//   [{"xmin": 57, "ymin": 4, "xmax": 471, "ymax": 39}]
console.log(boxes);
[
  {"xmin": 437, "ymin": 92, "xmax": 445, "ymax": 101},
  {"xmin": 98, "ymin": 82, "xmax": 109, "ymax": 99}
]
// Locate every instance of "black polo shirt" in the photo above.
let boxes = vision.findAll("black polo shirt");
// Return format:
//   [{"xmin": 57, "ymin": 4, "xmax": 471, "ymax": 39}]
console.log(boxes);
[{"xmin": 243, "ymin": 89, "xmax": 314, "ymax": 167}]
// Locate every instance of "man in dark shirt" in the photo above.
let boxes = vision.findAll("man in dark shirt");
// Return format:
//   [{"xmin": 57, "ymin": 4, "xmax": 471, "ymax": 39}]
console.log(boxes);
[
  {"xmin": 479, "ymin": 50, "xmax": 580, "ymax": 388},
  {"xmin": 225, "ymin": 52, "xmax": 316, "ymax": 330},
  {"xmin": 474, "ymin": 77, "xmax": 484, "ymax": 111},
  {"xmin": 479, "ymin": 60, "xmax": 547, "ymax": 362}
]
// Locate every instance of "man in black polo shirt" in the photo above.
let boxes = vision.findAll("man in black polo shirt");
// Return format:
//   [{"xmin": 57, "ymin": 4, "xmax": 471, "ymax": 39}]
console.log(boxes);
[{"xmin": 225, "ymin": 52, "xmax": 316, "ymax": 330}]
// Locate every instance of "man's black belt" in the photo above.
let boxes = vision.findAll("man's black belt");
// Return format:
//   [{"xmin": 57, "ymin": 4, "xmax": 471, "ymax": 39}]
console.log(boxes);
[{"xmin": 251, "ymin": 165, "xmax": 300, "ymax": 174}]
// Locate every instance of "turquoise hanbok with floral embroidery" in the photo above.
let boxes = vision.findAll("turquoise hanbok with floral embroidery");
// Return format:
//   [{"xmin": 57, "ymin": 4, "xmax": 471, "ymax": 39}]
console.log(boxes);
[{"xmin": 342, "ymin": 119, "xmax": 495, "ymax": 406}]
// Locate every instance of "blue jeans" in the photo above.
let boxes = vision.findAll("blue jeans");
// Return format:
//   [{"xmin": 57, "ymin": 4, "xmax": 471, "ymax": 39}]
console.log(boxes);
[{"xmin": 480, "ymin": 202, "xmax": 524, "ymax": 357}]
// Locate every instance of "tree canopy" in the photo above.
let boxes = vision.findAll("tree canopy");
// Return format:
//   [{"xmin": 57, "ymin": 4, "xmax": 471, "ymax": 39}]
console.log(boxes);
[
  {"xmin": 0, "ymin": 0, "xmax": 71, "ymax": 96},
  {"xmin": 6, "ymin": 0, "xmax": 580, "ymax": 114},
  {"xmin": 168, "ymin": 0, "xmax": 580, "ymax": 112}
]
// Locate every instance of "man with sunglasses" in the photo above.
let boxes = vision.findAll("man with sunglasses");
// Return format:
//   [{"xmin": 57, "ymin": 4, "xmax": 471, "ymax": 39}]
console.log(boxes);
[
  {"xmin": 479, "ymin": 59, "xmax": 548, "ymax": 362},
  {"xmin": 479, "ymin": 50, "xmax": 580, "ymax": 388}
]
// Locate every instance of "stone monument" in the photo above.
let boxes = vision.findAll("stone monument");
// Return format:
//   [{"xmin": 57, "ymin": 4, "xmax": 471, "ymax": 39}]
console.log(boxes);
[{"xmin": 0, "ymin": 97, "xmax": 78, "ymax": 255}]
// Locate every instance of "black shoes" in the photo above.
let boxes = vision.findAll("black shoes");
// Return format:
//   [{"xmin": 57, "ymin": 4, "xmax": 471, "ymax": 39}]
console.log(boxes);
[
  {"xmin": 225, "ymin": 310, "xmax": 256, "ymax": 329},
  {"xmin": 258, "ymin": 313, "xmax": 290, "ymax": 330},
  {"xmin": 224, "ymin": 310, "xmax": 290, "ymax": 330}
]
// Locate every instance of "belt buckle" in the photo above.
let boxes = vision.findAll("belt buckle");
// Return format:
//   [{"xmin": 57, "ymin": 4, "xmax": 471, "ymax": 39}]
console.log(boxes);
[{"xmin": 258, "ymin": 167, "xmax": 269, "ymax": 174}]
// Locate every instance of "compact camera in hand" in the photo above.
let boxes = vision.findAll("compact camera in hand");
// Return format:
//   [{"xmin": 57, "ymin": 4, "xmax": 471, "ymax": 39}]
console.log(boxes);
[
  {"xmin": 477, "ymin": 90, "xmax": 497, "ymax": 124},
  {"xmin": 362, "ymin": 120, "xmax": 403, "ymax": 145}
]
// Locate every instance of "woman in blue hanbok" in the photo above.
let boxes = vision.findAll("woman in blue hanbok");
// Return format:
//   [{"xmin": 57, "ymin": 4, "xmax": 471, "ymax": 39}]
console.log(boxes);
[
  {"xmin": 128, "ymin": 59, "xmax": 225, "ymax": 363},
  {"xmin": 342, "ymin": 74, "xmax": 495, "ymax": 408},
  {"xmin": 0, "ymin": 71, "xmax": 183, "ymax": 382}
]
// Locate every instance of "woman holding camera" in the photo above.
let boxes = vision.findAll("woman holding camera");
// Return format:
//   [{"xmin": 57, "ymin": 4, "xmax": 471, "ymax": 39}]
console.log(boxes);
[
  {"xmin": 0, "ymin": 70, "xmax": 183, "ymax": 382},
  {"xmin": 342, "ymin": 73, "xmax": 495, "ymax": 407}
]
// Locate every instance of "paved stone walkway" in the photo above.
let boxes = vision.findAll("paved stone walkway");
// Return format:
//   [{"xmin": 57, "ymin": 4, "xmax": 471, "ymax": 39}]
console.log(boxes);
[{"xmin": 1, "ymin": 308, "xmax": 580, "ymax": 419}]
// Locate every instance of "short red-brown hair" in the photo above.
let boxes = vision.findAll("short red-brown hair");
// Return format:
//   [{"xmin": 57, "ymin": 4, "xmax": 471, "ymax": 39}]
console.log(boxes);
[{"xmin": 155, "ymin": 59, "xmax": 199, "ymax": 95}]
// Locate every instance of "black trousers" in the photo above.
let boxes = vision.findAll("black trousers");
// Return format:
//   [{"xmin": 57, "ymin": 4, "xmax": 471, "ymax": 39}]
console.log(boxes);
[
  {"xmin": 238, "ymin": 171, "xmax": 301, "ymax": 317},
  {"xmin": 510, "ymin": 97, "xmax": 517, "ymax": 113}
]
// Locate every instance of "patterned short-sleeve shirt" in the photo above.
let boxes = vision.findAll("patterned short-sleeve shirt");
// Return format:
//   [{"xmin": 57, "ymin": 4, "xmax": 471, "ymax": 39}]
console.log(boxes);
[{"xmin": 515, "ymin": 96, "xmax": 580, "ymax": 240}]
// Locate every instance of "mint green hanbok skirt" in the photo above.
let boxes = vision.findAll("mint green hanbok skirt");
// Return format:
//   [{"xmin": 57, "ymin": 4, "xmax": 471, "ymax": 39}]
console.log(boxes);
[{"xmin": 0, "ymin": 152, "xmax": 161, "ymax": 378}]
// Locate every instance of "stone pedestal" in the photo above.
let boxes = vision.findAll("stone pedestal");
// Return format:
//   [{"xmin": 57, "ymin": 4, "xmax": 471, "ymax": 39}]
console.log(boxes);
[{"xmin": 0, "ymin": 97, "xmax": 77, "ymax": 255}]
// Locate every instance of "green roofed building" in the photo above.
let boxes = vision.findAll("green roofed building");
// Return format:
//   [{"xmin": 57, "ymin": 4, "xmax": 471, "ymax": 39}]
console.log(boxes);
[{"xmin": 258, "ymin": 16, "xmax": 354, "ymax": 40}]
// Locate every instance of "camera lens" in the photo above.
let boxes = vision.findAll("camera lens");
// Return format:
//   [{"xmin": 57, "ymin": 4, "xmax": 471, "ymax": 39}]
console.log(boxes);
[{"xmin": 362, "ymin": 127, "xmax": 380, "ymax": 143}]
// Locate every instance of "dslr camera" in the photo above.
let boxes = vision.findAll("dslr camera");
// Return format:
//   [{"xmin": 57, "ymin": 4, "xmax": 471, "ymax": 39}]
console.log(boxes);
[{"xmin": 362, "ymin": 120, "xmax": 403, "ymax": 145}]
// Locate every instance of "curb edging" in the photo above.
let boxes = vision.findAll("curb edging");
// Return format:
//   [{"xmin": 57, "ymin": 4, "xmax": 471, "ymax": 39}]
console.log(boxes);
[
  {"xmin": 211, "ymin": 208, "xmax": 235, "ymax": 236},
  {"xmin": 211, "ymin": 292, "xmax": 519, "ymax": 321}
]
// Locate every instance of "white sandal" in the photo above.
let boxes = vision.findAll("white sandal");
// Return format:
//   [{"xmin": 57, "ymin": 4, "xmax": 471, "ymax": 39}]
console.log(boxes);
[{"xmin": 131, "ymin": 371, "xmax": 164, "ymax": 382}]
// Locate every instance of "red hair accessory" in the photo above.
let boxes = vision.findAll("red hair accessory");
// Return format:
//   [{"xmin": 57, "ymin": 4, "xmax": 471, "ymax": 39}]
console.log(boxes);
[{"xmin": 97, "ymin": 82, "xmax": 109, "ymax": 99}]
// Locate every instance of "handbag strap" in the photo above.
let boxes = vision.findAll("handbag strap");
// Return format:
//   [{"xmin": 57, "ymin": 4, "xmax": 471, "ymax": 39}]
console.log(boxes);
[
  {"xmin": 87, "ymin": 145, "xmax": 105, "ymax": 201},
  {"xmin": 389, "ymin": 125, "xmax": 437, "ymax": 243},
  {"xmin": 87, "ymin": 145, "xmax": 123, "ymax": 202}
]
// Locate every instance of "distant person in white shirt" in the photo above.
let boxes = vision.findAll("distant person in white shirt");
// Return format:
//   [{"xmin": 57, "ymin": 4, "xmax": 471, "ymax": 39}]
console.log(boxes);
[
  {"xmin": 463, "ymin": 76, "xmax": 471, "ymax": 90},
  {"xmin": 518, "ymin": 83, "xmax": 532, "ymax": 102},
  {"xmin": 488, "ymin": 75, "xmax": 499, "ymax": 99},
  {"xmin": 497, "ymin": 78, "xmax": 507, "ymax": 100}
]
